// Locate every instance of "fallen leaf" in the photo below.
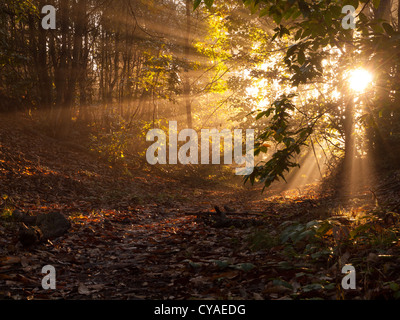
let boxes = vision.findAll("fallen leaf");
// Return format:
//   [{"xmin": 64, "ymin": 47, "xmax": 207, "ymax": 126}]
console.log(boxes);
[
  {"xmin": 253, "ymin": 292, "xmax": 264, "ymax": 300},
  {"xmin": 1, "ymin": 256, "xmax": 21, "ymax": 265},
  {"xmin": 78, "ymin": 283, "xmax": 91, "ymax": 295},
  {"xmin": 89, "ymin": 284, "xmax": 105, "ymax": 292},
  {"xmin": 20, "ymin": 256, "xmax": 29, "ymax": 267}
]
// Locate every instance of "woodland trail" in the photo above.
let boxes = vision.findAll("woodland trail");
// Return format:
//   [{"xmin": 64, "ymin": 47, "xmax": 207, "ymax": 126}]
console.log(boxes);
[{"xmin": 1, "ymin": 115, "xmax": 400, "ymax": 300}]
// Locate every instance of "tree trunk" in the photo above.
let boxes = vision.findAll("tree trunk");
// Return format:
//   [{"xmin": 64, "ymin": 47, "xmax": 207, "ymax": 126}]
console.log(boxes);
[
  {"xmin": 343, "ymin": 96, "xmax": 355, "ymax": 170},
  {"xmin": 184, "ymin": 0, "xmax": 192, "ymax": 128},
  {"xmin": 65, "ymin": 0, "xmax": 86, "ymax": 112},
  {"xmin": 52, "ymin": 0, "xmax": 70, "ymax": 137},
  {"xmin": 78, "ymin": 4, "xmax": 89, "ymax": 122},
  {"xmin": 374, "ymin": 0, "xmax": 391, "ymax": 21},
  {"xmin": 37, "ymin": 0, "xmax": 52, "ymax": 109}
]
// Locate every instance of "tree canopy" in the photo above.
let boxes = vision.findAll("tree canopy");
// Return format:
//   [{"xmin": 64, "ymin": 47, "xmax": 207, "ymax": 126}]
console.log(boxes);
[{"xmin": 2, "ymin": 0, "xmax": 400, "ymax": 302}]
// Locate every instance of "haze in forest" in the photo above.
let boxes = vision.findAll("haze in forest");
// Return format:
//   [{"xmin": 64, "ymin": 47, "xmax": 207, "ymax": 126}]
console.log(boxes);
[{"xmin": 1, "ymin": 0, "xmax": 400, "ymax": 194}]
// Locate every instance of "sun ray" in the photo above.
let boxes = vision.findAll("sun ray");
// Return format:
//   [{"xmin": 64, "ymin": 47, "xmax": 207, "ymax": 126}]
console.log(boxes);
[{"xmin": 349, "ymin": 69, "xmax": 372, "ymax": 93}]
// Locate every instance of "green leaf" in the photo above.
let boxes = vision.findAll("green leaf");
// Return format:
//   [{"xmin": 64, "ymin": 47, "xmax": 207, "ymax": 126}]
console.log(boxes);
[
  {"xmin": 256, "ymin": 111, "xmax": 267, "ymax": 120},
  {"xmin": 331, "ymin": 5, "xmax": 342, "ymax": 18},
  {"xmin": 348, "ymin": 0, "xmax": 359, "ymax": 9},
  {"xmin": 249, "ymin": 172, "xmax": 256, "ymax": 185},
  {"xmin": 259, "ymin": 7, "xmax": 269, "ymax": 17},
  {"xmin": 349, "ymin": 224, "xmax": 371, "ymax": 239},
  {"xmin": 274, "ymin": 13, "xmax": 283, "ymax": 25},
  {"xmin": 294, "ymin": 229, "xmax": 314, "ymax": 243},
  {"xmin": 292, "ymin": 9, "xmax": 301, "ymax": 20},
  {"xmin": 193, "ymin": 0, "xmax": 202, "ymax": 10},
  {"xmin": 283, "ymin": 7, "xmax": 295, "ymax": 20},
  {"xmin": 373, "ymin": 0, "xmax": 380, "ymax": 9},
  {"xmin": 382, "ymin": 22, "xmax": 395, "ymax": 35},
  {"xmin": 297, "ymin": 50, "xmax": 305, "ymax": 65},
  {"xmin": 272, "ymin": 279, "xmax": 293, "ymax": 289},
  {"xmin": 287, "ymin": 44, "xmax": 298, "ymax": 57},
  {"xmin": 389, "ymin": 282, "xmax": 400, "ymax": 291},
  {"xmin": 298, "ymin": 0, "xmax": 311, "ymax": 18},
  {"xmin": 324, "ymin": 9, "xmax": 332, "ymax": 23},
  {"xmin": 231, "ymin": 262, "xmax": 256, "ymax": 272},
  {"xmin": 281, "ymin": 26, "xmax": 290, "ymax": 36},
  {"xmin": 305, "ymin": 220, "xmax": 319, "ymax": 229},
  {"xmin": 204, "ymin": 0, "xmax": 214, "ymax": 8},
  {"xmin": 302, "ymin": 27, "xmax": 312, "ymax": 38},
  {"xmin": 324, "ymin": 283, "xmax": 336, "ymax": 290},
  {"xmin": 187, "ymin": 260, "xmax": 202, "ymax": 269},
  {"xmin": 249, "ymin": 1, "xmax": 259, "ymax": 14},
  {"xmin": 316, "ymin": 221, "xmax": 333, "ymax": 235},
  {"xmin": 294, "ymin": 29, "xmax": 302, "ymax": 41},
  {"xmin": 277, "ymin": 261, "xmax": 294, "ymax": 270},
  {"xmin": 271, "ymin": 32, "xmax": 279, "ymax": 42},
  {"xmin": 302, "ymin": 283, "xmax": 324, "ymax": 292},
  {"xmin": 213, "ymin": 260, "xmax": 230, "ymax": 269}
]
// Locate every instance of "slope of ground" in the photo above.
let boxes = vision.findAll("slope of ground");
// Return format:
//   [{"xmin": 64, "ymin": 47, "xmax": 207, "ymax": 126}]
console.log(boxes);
[{"xmin": 1, "ymin": 114, "xmax": 400, "ymax": 300}]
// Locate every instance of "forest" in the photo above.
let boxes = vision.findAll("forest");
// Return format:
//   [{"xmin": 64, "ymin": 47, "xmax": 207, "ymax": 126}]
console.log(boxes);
[{"xmin": 1, "ymin": 0, "xmax": 400, "ymax": 302}]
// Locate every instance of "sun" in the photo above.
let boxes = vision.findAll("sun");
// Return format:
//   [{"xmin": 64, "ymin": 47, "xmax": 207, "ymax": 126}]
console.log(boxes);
[{"xmin": 349, "ymin": 69, "xmax": 373, "ymax": 92}]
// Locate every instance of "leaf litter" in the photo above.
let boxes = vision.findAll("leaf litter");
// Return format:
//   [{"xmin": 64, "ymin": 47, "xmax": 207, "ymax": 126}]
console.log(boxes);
[{"xmin": 1, "ymin": 115, "xmax": 400, "ymax": 300}]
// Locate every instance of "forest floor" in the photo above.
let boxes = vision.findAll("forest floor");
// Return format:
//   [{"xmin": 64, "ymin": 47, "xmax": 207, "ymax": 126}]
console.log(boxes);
[{"xmin": 1, "ymin": 114, "xmax": 400, "ymax": 300}]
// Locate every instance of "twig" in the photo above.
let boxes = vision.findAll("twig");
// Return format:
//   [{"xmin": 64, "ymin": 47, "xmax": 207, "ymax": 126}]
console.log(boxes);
[
  {"xmin": 355, "ymin": 0, "xmax": 372, "ymax": 19},
  {"xmin": 369, "ymin": 188, "xmax": 379, "ymax": 207}
]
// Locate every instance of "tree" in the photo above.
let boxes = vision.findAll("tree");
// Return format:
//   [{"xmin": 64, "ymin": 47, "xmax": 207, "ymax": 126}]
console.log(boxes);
[
  {"xmin": 184, "ymin": 0, "xmax": 193, "ymax": 128},
  {"xmin": 194, "ymin": 0, "xmax": 400, "ymax": 189}
]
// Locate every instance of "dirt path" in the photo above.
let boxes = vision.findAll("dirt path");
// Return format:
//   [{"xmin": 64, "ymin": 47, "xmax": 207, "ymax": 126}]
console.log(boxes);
[
  {"xmin": 1, "ymin": 114, "xmax": 400, "ymax": 300},
  {"xmin": 0, "ymin": 115, "xmax": 273, "ymax": 299}
]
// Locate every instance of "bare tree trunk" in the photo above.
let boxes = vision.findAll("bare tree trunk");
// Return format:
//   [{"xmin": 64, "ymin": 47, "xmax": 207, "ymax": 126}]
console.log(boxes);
[
  {"xmin": 65, "ymin": 0, "xmax": 85, "ymax": 112},
  {"xmin": 51, "ymin": 0, "xmax": 70, "ymax": 137},
  {"xmin": 37, "ymin": 0, "xmax": 52, "ymax": 109},
  {"xmin": 398, "ymin": 0, "xmax": 400, "ymax": 29},
  {"xmin": 343, "ymin": 96, "xmax": 355, "ymax": 168},
  {"xmin": 78, "ymin": 3, "xmax": 89, "ymax": 122},
  {"xmin": 113, "ymin": 30, "xmax": 120, "ymax": 115},
  {"xmin": 184, "ymin": 0, "xmax": 192, "ymax": 128},
  {"xmin": 55, "ymin": 0, "xmax": 68, "ymax": 106}
]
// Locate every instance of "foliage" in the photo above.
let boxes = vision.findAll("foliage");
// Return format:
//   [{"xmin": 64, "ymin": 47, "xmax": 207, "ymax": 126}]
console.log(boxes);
[
  {"xmin": 246, "ymin": 94, "xmax": 315, "ymax": 188},
  {"xmin": 247, "ymin": 228, "xmax": 278, "ymax": 251},
  {"xmin": 194, "ymin": 0, "xmax": 400, "ymax": 189},
  {"xmin": 89, "ymin": 115, "xmax": 151, "ymax": 167},
  {"xmin": 0, "ymin": 1, "xmax": 38, "ymax": 110}
]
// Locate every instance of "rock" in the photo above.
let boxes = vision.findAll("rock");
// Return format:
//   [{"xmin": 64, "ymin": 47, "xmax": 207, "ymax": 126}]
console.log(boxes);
[
  {"xmin": 18, "ymin": 223, "xmax": 43, "ymax": 247},
  {"xmin": 17, "ymin": 212, "xmax": 71, "ymax": 246},
  {"xmin": 36, "ymin": 211, "xmax": 71, "ymax": 239},
  {"xmin": 12, "ymin": 209, "xmax": 23, "ymax": 220},
  {"xmin": 12, "ymin": 210, "xmax": 36, "ymax": 225}
]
